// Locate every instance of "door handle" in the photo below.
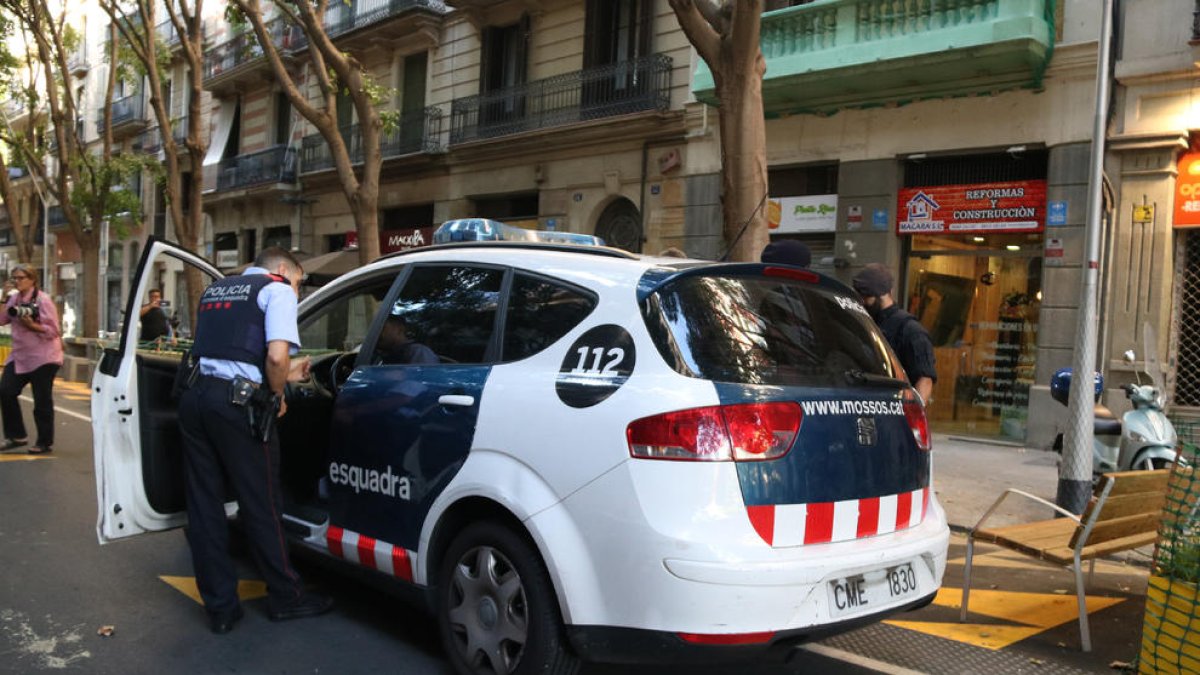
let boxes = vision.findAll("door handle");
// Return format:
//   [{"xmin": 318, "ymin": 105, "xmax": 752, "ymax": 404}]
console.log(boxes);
[
  {"xmin": 117, "ymin": 408, "xmax": 133, "ymax": 415},
  {"xmin": 437, "ymin": 395, "xmax": 474, "ymax": 408}
]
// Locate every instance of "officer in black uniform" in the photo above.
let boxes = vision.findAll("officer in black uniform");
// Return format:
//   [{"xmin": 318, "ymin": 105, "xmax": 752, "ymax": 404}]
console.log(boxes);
[
  {"xmin": 178, "ymin": 247, "xmax": 332, "ymax": 634},
  {"xmin": 852, "ymin": 263, "xmax": 937, "ymax": 404}
]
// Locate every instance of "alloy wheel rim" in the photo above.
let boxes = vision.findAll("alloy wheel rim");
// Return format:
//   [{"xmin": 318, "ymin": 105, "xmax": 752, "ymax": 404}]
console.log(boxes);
[{"xmin": 447, "ymin": 545, "xmax": 528, "ymax": 675}]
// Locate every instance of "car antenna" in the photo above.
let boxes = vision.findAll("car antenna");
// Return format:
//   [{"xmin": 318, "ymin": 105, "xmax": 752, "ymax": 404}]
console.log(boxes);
[{"xmin": 718, "ymin": 191, "xmax": 769, "ymax": 262}]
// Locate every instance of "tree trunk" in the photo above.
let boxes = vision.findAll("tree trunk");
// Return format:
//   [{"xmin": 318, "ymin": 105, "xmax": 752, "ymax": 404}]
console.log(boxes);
[
  {"xmin": 355, "ymin": 192, "xmax": 380, "ymax": 266},
  {"xmin": 715, "ymin": 61, "xmax": 768, "ymax": 263},
  {"xmin": 81, "ymin": 243, "xmax": 100, "ymax": 338}
]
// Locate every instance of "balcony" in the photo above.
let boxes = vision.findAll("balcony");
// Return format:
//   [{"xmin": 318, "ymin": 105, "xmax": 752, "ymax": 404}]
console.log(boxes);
[
  {"xmin": 693, "ymin": 0, "xmax": 1055, "ymax": 117},
  {"xmin": 287, "ymin": 0, "xmax": 446, "ymax": 52},
  {"xmin": 133, "ymin": 116, "xmax": 190, "ymax": 154},
  {"xmin": 156, "ymin": 18, "xmax": 183, "ymax": 49},
  {"xmin": 96, "ymin": 91, "xmax": 148, "ymax": 137},
  {"xmin": 203, "ymin": 19, "xmax": 302, "ymax": 94},
  {"xmin": 67, "ymin": 48, "xmax": 88, "ymax": 77},
  {"xmin": 450, "ymin": 54, "xmax": 672, "ymax": 145},
  {"xmin": 300, "ymin": 107, "xmax": 443, "ymax": 174},
  {"xmin": 213, "ymin": 145, "xmax": 297, "ymax": 192},
  {"xmin": 134, "ymin": 125, "xmax": 162, "ymax": 154}
]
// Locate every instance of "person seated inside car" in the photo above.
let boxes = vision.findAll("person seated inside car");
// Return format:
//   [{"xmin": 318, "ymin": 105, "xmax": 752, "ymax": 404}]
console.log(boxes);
[{"xmin": 373, "ymin": 314, "xmax": 438, "ymax": 366}]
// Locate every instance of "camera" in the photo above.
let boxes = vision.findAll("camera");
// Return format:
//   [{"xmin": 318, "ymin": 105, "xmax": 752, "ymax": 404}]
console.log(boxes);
[{"xmin": 8, "ymin": 301, "xmax": 39, "ymax": 320}]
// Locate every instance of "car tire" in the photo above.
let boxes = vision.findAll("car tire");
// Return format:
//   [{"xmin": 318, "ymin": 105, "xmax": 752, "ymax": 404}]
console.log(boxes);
[{"xmin": 436, "ymin": 522, "xmax": 580, "ymax": 675}]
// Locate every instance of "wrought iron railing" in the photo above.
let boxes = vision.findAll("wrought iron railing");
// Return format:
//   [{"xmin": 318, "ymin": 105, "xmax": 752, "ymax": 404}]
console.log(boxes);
[
  {"xmin": 134, "ymin": 126, "xmax": 161, "ymax": 153},
  {"xmin": 96, "ymin": 91, "xmax": 146, "ymax": 134},
  {"xmin": 203, "ymin": 19, "xmax": 300, "ymax": 81},
  {"xmin": 171, "ymin": 115, "xmax": 189, "ymax": 143},
  {"xmin": 156, "ymin": 18, "xmax": 181, "ymax": 47},
  {"xmin": 324, "ymin": 0, "xmax": 445, "ymax": 39},
  {"xmin": 450, "ymin": 54, "xmax": 671, "ymax": 145},
  {"xmin": 300, "ymin": 107, "xmax": 443, "ymax": 173},
  {"xmin": 215, "ymin": 145, "xmax": 297, "ymax": 191}
]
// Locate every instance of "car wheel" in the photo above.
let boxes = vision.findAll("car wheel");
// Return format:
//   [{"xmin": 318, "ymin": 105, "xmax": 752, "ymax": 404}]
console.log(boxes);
[{"xmin": 437, "ymin": 522, "xmax": 579, "ymax": 675}]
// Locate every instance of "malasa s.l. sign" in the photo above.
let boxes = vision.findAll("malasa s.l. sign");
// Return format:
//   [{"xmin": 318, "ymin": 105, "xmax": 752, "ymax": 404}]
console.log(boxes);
[{"xmin": 897, "ymin": 180, "xmax": 1046, "ymax": 235}]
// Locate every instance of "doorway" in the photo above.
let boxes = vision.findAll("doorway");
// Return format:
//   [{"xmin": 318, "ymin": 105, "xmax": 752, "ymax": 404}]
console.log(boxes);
[{"xmin": 906, "ymin": 232, "xmax": 1043, "ymax": 440}]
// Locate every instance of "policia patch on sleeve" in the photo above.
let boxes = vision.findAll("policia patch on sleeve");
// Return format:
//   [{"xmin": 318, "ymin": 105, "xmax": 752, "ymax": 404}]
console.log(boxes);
[{"xmin": 556, "ymin": 325, "xmax": 636, "ymax": 408}]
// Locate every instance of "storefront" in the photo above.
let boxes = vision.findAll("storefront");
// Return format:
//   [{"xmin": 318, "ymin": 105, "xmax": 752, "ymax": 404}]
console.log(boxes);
[
  {"xmin": 767, "ymin": 164, "xmax": 838, "ymax": 270},
  {"xmin": 898, "ymin": 168, "xmax": 1047, "ymax": 440}
]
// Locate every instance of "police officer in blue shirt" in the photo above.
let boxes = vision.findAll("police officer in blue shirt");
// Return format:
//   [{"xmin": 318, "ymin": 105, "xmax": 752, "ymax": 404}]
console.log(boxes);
[{"xmin": 178, "ymin": 247, "xmax": 332, "ymax": 634}]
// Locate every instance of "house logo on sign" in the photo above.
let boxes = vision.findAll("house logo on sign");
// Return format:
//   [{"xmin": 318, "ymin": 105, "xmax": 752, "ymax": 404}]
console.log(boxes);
[
  {"xmin": 905, "ymin": 192, "xmax": 939, "ymax": 221},
  {"xmin": 898, "ymin": 192, "xmax": 944, "ymax": 233}
]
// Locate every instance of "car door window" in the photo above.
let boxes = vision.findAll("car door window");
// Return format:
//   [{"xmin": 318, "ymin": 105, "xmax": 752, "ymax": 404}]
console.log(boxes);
[
  {"xmin": 502, "ymin": 273, "xmax": 597, "ymax": 361},
  {"xmin": 375, "ymin": 265, "xmax": 503, "ymax": 365},
  {"xmin": 300, "ymin": 277, "xmax": 395, "ymax": 353}
]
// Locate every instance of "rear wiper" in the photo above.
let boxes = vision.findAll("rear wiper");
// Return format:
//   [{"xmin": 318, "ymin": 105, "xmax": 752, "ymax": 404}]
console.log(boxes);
[{"xmin": 845, "ymin": 369, "xmax": 908, "ymax": 388}]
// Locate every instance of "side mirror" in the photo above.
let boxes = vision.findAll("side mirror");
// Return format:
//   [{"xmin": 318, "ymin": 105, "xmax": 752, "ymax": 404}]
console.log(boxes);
[{"xmin": 1123, "ymin": 349, "xmax": 1136, "ymax": 365}]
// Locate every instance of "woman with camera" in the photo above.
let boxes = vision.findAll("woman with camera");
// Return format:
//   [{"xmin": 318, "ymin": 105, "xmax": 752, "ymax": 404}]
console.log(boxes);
[{"xmin": 0, "ymin": 264, "xmax": 62, "ymax": 454}]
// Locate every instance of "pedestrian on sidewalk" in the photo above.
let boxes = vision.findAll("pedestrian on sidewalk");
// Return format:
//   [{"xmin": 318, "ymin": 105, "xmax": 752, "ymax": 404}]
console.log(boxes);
[
  {"xmin": 0, "ymin": 264, "xmax": 62, "ymax": 455},
  {"xmin": 177, "ymin": 247, "xmax": 331, "ymax": 635},
  {"xmin": 139, "ymin": 288, "xmax": 171, "ymax": 342},
  {"xmin": 852, "ymin": 262, "xmax": 936, "ymax": 404}
]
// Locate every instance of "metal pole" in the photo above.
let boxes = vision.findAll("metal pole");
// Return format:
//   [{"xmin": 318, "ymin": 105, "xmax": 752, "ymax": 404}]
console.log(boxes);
[{"xmin": 1058, "ymin": 0, "xmax": 1115, "ymax": 514}]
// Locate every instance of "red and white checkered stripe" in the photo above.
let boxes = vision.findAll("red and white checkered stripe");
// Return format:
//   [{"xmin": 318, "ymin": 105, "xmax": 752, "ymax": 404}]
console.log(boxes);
[
  {"xmin": 326, "ymin": 525, "xmax": 414, "ymax": 582},
  {"xmin": 745, "ymin": 487, "xmax": 930, "ymax": 547}
]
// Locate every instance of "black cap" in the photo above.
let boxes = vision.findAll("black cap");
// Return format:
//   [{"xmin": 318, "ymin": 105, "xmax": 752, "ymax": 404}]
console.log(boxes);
[
  {"xmin": 760, "ymin": 240, "xmax": 812, "ymax": 268},
  {"xmin": 852, "ymin": 263, "xmax": 894, "ymax": 298}
]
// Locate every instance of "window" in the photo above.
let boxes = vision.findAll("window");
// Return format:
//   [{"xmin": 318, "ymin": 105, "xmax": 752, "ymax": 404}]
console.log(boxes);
[
  {"xmin": 643, "ymin": 274, "xmax": 899, "ymax": 387},
  {"xmin": 502, "ymin": 274, "xmax": 597, "ymax": 362},
  {"xmin": 274, "ymin": 92, "xmax": 291, "ymax": 146},
  {"xmin": 584, "ymin": 0, "xmax": 652, "ymax": 68},
  {"xmin": 385, "ymin": 266, "xmax": 504, "ymax": 364},
  {"xmin": 300, "ymin": 277, "xmax": 394, "ymax": 353}
]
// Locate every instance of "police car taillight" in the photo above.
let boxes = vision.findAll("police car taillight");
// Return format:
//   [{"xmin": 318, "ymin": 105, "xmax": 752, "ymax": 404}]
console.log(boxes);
[
  {"xmin": 626, "ymin": 402, "xmax": 801, "ymax": 462},
  {"xmin": 903, "ymin": 389, "xmax": 932, "ymax": 452}
]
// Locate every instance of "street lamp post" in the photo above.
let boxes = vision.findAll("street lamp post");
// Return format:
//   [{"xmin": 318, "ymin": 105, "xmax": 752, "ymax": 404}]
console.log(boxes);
[{"xmin": 1058, "ymin": 0, "xmax": 1116, "ymax": 514}]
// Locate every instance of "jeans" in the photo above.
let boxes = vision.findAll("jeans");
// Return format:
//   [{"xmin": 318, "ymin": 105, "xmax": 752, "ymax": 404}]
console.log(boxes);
[{"xmin": 0, "ymin": 362, "xmax": 59, "ymax": 448}]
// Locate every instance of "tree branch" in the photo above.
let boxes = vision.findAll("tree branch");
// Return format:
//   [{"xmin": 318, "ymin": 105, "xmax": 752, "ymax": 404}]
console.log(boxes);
[{"xmin": 668, "ymin": 0, "xmax": 721, "ymax": 69}]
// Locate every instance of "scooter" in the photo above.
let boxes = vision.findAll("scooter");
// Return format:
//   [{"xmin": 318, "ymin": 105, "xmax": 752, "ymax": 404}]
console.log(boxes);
[{"xmin": 1050, "ymin": 348, "xmax": 1180, "ymax": 475}]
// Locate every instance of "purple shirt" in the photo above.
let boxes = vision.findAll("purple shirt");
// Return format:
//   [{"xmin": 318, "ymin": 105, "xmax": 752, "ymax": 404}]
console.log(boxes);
[{"xmin": 0, "ymin": 289, "xmax": 64, "ymax": 374}]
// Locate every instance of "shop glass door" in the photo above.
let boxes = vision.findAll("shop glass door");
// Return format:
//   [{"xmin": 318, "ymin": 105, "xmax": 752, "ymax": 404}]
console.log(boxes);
[{"xmin": 905, "ymin": 233, "xmax": 1042, "ymax": 441}]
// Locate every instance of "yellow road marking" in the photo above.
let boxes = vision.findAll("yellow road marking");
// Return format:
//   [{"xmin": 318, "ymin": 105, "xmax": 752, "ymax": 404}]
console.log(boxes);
[
  {"xmin": 0, "ymin": 453, "xmax": 53, "ymax": 462},
  {"xmin": 884, "ymin": 587, "xmax": 1124, "ymax": 650},
  {"xmin": 159, "ymin": 575, "xmax": 268, "ymax": 605}
]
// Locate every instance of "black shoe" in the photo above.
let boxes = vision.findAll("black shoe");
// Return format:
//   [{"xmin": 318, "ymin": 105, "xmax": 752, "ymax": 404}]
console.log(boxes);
[
  {"xmin": 209, "ymin": 606, "xmax": 244, "ymax": 635},
  {"xmin": 268, "ymin": 593, "xmax": 334, "ymax": 622}
]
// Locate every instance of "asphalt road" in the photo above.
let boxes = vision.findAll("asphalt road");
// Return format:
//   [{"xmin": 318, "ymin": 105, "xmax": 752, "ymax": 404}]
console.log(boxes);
[{"xmin": 0, "ymin": 383, "xmax": 881, "ymax": 675}]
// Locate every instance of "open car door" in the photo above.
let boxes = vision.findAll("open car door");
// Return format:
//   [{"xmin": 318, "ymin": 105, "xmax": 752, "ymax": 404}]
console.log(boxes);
[{"xmin": 93, "ymin": 237, "xmax": 221, "ymax": 543}]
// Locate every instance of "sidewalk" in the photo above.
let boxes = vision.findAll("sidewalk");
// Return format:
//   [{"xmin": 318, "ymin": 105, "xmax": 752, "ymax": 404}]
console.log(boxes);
[
  {"xmin": 816, "ymin": 434, "xmax": 1152, "ymax": 674},
  {"xmin": 934, "ymin": 434, "xmax": 1070, "ymax": 531}
]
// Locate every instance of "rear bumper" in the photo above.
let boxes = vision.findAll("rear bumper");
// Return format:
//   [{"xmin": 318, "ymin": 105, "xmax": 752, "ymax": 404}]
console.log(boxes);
[
  {"xmin": 528, "ymin": 460, "xmax": 950, "ymax": 632},
  {"xmin": 566, "ymin": 590, "xmax": 938, "ymax": 664}
]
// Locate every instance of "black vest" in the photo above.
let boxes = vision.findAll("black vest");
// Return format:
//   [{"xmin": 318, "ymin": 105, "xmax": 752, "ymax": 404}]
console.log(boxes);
[{"xmin": 191, "ymin": 274, "xmax": 285, "ymax": 367}]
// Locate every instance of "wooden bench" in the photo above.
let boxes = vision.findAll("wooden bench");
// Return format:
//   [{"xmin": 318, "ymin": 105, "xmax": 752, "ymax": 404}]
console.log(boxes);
[{"xmin": 961, "ymin": 469, "xmax": 1171, "ymax": 652}]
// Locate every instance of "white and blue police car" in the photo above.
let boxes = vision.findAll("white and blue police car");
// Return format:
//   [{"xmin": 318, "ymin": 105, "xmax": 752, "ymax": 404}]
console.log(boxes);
[{"xmin": 94, "ymin": 230, "xmax": 949, "ymax": 674}]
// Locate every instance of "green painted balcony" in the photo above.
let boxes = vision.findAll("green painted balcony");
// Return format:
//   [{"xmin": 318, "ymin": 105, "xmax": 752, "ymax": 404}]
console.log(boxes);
[{"xmin": 692, "ymin": 0, "xmax": 1055, "ymax": 117}]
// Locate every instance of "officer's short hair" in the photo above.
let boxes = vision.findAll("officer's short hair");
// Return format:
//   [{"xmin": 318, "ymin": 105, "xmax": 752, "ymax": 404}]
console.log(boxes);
[{"xmin": 254, "ymin": 247, "xmax": 303, "ymax": 274}]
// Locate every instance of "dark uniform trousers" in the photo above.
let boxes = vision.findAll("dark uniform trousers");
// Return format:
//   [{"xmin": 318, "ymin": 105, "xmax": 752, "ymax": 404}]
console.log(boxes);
[{"xmin": 178, "ymin": 375, "xmax": 303, "ymax": 615}]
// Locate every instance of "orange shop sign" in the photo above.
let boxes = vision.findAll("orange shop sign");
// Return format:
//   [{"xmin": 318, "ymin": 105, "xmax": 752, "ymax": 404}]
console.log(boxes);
[{"xmin": 1175, "ymin": 152, "xmax": 1200, "ymax": 228}]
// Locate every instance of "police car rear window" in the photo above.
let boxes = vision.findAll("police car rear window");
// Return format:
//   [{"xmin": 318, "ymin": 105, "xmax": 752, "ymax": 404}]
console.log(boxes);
[{"xmin": 642, "ymin": 275, "xmax": 898, "ymax": 387}]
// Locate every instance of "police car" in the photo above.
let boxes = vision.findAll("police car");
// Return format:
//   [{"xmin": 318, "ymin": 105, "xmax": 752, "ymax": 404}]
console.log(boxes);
[{"xmin": 94, "ymin": 231, "xmax": 949, "ymax": 673}]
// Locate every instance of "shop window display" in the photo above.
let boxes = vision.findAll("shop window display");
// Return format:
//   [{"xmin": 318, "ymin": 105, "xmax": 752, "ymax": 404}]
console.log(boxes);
[{"xmin": 907, "ymin": 233, "xmax": 1042, "ymax": 440}]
